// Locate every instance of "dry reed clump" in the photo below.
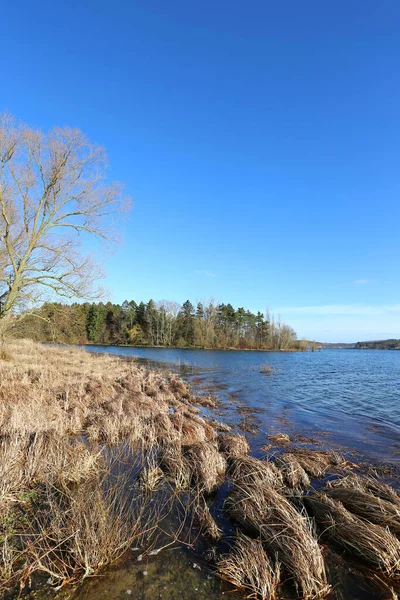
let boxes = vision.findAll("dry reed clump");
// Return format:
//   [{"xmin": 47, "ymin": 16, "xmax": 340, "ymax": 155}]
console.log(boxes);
[
  {"xmin": 289, "ymin": 449, "xmax": 332, "ymax": 478},
  {"xmin": 328, "ymin": 474, "xmax": 400, "ymax": 507},
  {"xmin": 185, "ymin": 442, "xmax": 227, "ymax": 493},
  {"xmin": 170, "ymin": 411, "xmax": 217, "ymax": 446},
  {"xmin": 228, "ymin": 455, "xmax": 283, "ymax": 489},
  {"xmin": 268, "ymin": 432, "xmax": 291, "ymax": 445},
  {"xmin": 323, "ymin": 485, "xmax": 400, "ymax": 538},
  {"xmin": 217, "ymin": 533, "xmax": 280, "ymax": 600},
  {"xmin": 276, "ymin": 454, "xmax": 311, "ymax": 489},
  {"xmin": 218, "ymin": 433, "xmax": 250, "ymax": 459},
  {"xmin": 226, "ymin": 482, "xmax": 330, "ymax": 599},
  {"xmin": 195, "ymin": 502, "xmax": 222, "ymax": 540},
  {"xmin": 305, "ymin": 494, "xmax": 400, "ymax": 579},
  {"xmin": 160, "ymin": 442, "xmax": 192, "ymax": 490},
  {"xmin": 209, "ymin": 419, "xmax": 231, "ymax": 433},
  {"xmin": 167, "ymin": 373, "xmax": 190, "ymax": 398}
]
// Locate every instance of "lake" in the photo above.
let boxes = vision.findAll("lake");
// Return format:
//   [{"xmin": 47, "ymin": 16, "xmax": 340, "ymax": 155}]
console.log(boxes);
[
  {"xmin": 85, "ymin": 346, "xmax": 400, "ymax": 465},
  {"xmin": 75, "ymin": 345, "xmax": 400, "ymax": 600}
]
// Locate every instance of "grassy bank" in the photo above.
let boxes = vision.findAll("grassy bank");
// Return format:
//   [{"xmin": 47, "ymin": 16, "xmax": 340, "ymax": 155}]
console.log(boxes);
[{"xmin": 0, "ymin": 341, "xmax": 400, "ymax": 599}]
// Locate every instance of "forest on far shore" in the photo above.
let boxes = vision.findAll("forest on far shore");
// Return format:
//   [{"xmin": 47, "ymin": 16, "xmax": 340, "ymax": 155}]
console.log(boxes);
[{"xmin": 14, "ymin": 299, "xmax": 306, "ymax": 351}]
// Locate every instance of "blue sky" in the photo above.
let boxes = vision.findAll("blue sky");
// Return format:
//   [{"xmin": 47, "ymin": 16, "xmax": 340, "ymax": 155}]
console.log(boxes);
[{"xmin": 2, "ymin": 1, "xmax": 400, "ymax": 342}]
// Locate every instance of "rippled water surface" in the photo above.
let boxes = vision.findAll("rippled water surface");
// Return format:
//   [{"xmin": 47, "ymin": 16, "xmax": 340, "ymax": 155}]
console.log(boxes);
[
  {"xmin": 74, "ymin": 345, "xmax": 400, "ymax": 600},
  {"xmin": 86, "ymin": 346, "xmax": 400, "ymax": 463}
]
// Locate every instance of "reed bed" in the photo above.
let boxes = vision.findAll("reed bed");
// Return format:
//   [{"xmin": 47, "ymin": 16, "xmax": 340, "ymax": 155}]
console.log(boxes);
[
  {"xmin": 226, "ymin": 481, "xmax": 330, "ymax": 599},
  {"xmin": 217, "ymin": 533, "xmax": 280, "ymax": 600},
  {"xmin": 0, "ymin": 340, "xmax": 228, "ymax": 593},
  {"xmin": 305, "ymin": 494, "xmax": 400, "ymax": 579}
]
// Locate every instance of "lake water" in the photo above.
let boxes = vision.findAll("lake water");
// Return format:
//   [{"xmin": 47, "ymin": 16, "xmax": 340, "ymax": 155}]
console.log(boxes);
[
  {"xmin": 86, "ymin": 346, "xmax": 400, "ymax": 465},
  {"xmin": 76, "ymin": 345, "xmax": 400, "ymax": 600}
]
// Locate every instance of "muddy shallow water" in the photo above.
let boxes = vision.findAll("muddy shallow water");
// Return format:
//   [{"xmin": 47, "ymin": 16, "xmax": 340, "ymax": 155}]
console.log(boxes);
[{"xmin": 49, "ymin": 345, "xmax": 399, "ymax": 600}]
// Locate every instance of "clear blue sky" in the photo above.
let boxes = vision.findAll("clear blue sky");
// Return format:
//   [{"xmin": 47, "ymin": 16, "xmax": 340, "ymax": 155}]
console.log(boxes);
[{"xmin": 2, "ymin": 1, "xmax": 400, "ymax": 341}]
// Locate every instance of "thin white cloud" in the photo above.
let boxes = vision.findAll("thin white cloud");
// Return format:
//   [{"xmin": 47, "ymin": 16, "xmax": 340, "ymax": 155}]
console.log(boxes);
[
  {"xmin": 194, "ymin": 269, "xmax": 216, "ymax": 277},
  {"xmin": 353, "ymin": 279, "xmax": 373, "ymax": 285},
  {"xmin": 274, "ymin": 304, "xmax": 400, "ymax": 317}
]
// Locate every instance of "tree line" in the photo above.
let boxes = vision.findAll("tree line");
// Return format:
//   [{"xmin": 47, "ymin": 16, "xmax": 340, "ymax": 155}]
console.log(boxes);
[{"xmin": 14, "ymin": 299, "xmax": 305, "ymax": 350}]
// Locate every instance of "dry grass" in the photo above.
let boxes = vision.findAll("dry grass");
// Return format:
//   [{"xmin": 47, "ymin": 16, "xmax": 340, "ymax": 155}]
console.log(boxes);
[
  {"xmin": 228, "ymin": 455, "xmax": 283, "ymax": 489},
  {"xmin": 268, "ymin": 432, "xmax": 290, "ymax": 445},
  {"xmin": 324, "ymin": 484, "xmax": 400, "ymax": 538},
  {"xmin": 328, "ymin": 473, "xmax": 400, "ymax": 507},
  {"xmin": 289, "ymin": 449, "xmax": 332, "ymax": 478},
  {"xmin": 195, "ymin": 502, "xmax": 222, "ymax": 540},
  {"xmin": 217, "ymin": 533, "xmax": 280, "ymax": 600},
  {"xmin": 185, "ymin": 442, "xmax": 227, "ymax": 493},
  {"xmin": 0, "ymin": 340, "xmax": 229, "ymax": 593},
  {"xmin": 226, "ymin": 482, "xmax": 330, "ymax": 599},
  {"xmin": 218, "ymin": 433, "xmax": 250, "ymax": 458},
  {"xmin": 305, "ymin": 494, "xmax": 400, "ymax": 579},
  {"xmin": 276, "ymin": 454, "xmax": 311, "ymax": 489}
]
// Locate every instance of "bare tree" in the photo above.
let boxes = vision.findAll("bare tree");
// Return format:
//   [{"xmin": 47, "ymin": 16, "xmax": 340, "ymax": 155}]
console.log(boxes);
[{"xmin": 0, "ymin": 113, "xmax": 130, "ymax": 337}]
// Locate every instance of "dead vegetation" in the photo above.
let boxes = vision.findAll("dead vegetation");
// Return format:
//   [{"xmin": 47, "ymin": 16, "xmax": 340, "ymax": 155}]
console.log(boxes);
[
  {"xmin": 0, "ymin": 340, "xmax": 228, "ymax": 594},
  {"xmin": 217, "ymin": 433, "xmax": 250, "ymax": 458},
  {"xmin": 305, "ymin": 494, "xmax": 400, "ymax": 579},
  {"xmin": 228, "ymin": 455, "xmax": 283, "ymax": 489},
  {"xmin": 226, "ymin": 481, "xmax": 331, "ymax": 599},
  {"xmin": 259, "ymin": 364, "xmax": 273, "ymax": 374},
  {"xmin": 324, "ymin": 477, "xmax": 400, "ymax": 538},
  {"xmin": 1, "ymin": 340, "xmax": 400, "ymax": 599},
  {"xmin": 276, "ymin": 454, "xmax": 311, "ymax": 489},
  {"xmin": 217, "ymin": 533, "xmax": 280, "ymax": 600}
]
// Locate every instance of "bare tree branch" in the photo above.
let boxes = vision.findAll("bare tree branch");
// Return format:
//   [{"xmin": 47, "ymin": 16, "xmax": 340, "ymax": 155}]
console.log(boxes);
[{"xmin": 0, "ymin": 112, "xmax": 131, "ymax": 325}]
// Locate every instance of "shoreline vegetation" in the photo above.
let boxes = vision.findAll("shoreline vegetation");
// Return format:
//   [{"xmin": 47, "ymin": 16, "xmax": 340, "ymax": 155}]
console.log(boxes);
[
  {"xmin": 13, "ymin": 299, "xmax": 307, "ymax": 351},
  {"xmin": 1, "ymin": 341, "xmax": 400, "ymax": 599}
]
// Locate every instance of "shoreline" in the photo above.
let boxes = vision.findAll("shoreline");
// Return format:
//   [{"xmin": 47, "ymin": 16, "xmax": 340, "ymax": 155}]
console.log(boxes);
[{"xmin": 1, "ymin": 340, "xmax": 399, "ymax": 600}]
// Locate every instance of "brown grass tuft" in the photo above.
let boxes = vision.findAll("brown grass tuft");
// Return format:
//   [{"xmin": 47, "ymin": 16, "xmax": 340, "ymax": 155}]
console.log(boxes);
[
  {"xmin": 228, "ymin": 455, "xmax": 283, "ymax": 489},
  {"xmin": 276, "ymin": 454, "xmax": 311, "ymax": 489},
  {"xmin": 324, "ymin": 485, "xmax": 400, "ymax": 538},
  {"xmin": 218, "ymin": 433, "xmax": 250, "ymax": 458},
  {"xmin": 226, "ymin": 482, "xmax": 330, "ymax": 599},
  {"xmin": 185, "ymin": 442, "xmax": 227, "ymax": 493},
  {"xmin": 305, "ymin": 494, "xmax": 400, "ymax": 579},
  {"xmin": 217, "ymin": 533, "xmax": 280, "ymax": 600},
  {"xmin": 328, "ymin": 474, "xmax": 400, "ymax": 507}
]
